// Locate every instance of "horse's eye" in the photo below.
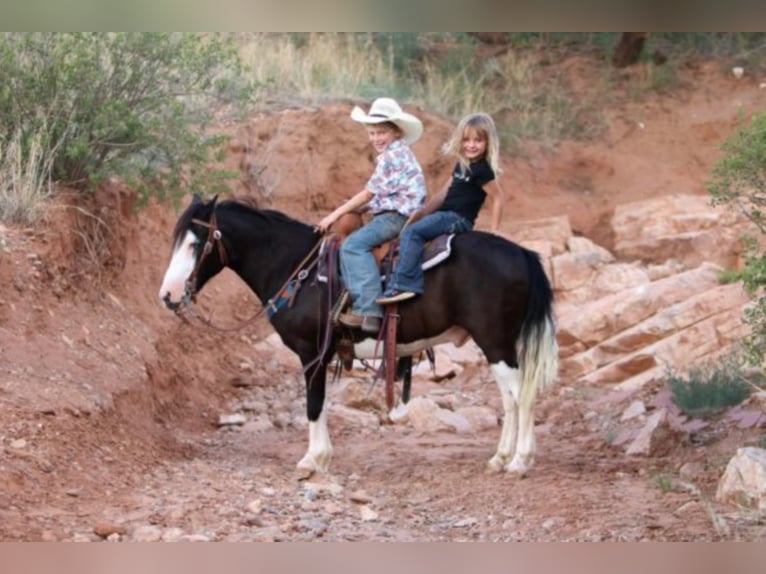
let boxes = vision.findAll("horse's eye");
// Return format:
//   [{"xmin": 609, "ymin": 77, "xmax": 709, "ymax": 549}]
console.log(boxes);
[{"xmin": 189, "ymin": 240, "xmax": 200, "ymax": 253}]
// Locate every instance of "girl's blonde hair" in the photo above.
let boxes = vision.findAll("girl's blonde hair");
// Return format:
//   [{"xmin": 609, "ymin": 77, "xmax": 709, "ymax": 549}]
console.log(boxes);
[{"xmin": 442, "ymin": 112, "xmax": 502, "ymax": 176}]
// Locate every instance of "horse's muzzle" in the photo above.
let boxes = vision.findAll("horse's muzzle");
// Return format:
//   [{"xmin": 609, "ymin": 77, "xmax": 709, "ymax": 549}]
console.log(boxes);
[
  {"xmin": 162, "ymin": 286, "xmax": 196, "ymax": 316},
  {"xmin": 162, "ymin": 293, "xmax": 181, "ymax": 311},
  {"xmin": 162, "ymin": 293, "xmax": 181, "ymax": 312}
]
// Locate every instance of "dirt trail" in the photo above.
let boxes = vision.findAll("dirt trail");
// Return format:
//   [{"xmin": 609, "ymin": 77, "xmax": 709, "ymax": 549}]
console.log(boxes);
[{"xmin": 1, "ymin": 366, "xmax": 752, "ymax": 542}]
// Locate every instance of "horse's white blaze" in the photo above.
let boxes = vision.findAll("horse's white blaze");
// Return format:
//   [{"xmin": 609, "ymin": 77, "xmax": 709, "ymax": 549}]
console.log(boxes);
[
  {"xmin": 297, "ymin": 404, "xmax": 332, "ymax": 474},
  {"xmin": 158, "ymin": 230, "xmax": 198, "ymax": 304}
]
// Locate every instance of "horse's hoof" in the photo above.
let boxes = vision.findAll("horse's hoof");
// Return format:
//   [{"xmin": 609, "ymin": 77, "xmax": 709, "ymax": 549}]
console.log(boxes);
[
  {"xmin": 486, "ymin": 455, "xmax": 508, "ymax": 473},
  {"xmin": 296, "ymin": 456, "xmax": 322, "ymax": 481},
  {"xmin": 388, "ymin": 403, "xmax": 409, "ymax": 424},
  {"xmin": 505, "ymin": 457, "xmax": 532, "ymax": 477},
  {"xmin": 505, "ymin": 467, "xmax": 528, "ymax": 478},
  {"xmin": 295, "ymin": 465, "xmax": 316, "ymax": 481}
]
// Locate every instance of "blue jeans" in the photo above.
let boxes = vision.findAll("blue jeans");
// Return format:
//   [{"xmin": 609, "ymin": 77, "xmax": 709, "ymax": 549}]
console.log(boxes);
[
  {"xmin": 388, "ymin": 210, "xmax": 472, "ymax": 295},
  {"xmin": 340, "ymin": 211, "xmax": 407, "ymax": 318}
]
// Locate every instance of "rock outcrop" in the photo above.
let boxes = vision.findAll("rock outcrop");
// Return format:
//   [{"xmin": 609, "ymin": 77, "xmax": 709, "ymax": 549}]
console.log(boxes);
[{"xmin": 513, "ymin": 194, "xmax": 755, "ymax": 390}]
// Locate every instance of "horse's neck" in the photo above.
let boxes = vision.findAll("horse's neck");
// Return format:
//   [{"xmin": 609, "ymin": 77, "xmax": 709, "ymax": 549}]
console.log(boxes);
[{"xmin": 228, "ymin": 214, "xmax": 317, "ymax": 303}]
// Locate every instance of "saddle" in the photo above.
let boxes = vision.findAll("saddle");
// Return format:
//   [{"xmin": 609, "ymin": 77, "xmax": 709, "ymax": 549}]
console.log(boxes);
[
  {"xmin": 316, "ymin": 212, "xmax": 455, "ymax": 284},
  {"xmin": 318, "ymin": 212, "xmax": 447, "ymax": 410}
]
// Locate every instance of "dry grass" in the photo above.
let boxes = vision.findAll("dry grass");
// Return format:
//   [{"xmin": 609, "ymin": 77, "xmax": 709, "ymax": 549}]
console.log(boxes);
[
  {"xmin": 0, "ymin": 129, "xmax": 55, "ymax": 224},
  {"xmin": 238, "ymin": 33, "xmax": 398, "ymax": 105},
  {"xmin": 236, "ymin": 33, "xmax": 608, "ymax": 152}
]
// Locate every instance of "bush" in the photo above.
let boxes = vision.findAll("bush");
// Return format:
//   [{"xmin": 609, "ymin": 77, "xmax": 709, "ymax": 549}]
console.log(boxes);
[
  {"xmin": 708, "ymin": 113, "xmax": 766, "ymax": 235},
  {"xmin": 0, "ymin": 32, "xmax": 250, "ymax": 214},
  {"xmin": 708, "ymin": 112, "xmax": 766, "ymax": 365},
  {"xmin": 667, "ymin": 357, "xmax": 752, "ymax": 418}
]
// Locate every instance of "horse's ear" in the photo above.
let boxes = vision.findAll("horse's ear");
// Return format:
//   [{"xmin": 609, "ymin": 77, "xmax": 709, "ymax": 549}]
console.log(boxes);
[{"xmin": 190, "ymin": 193, "xmax": 216, "ymax": 210}]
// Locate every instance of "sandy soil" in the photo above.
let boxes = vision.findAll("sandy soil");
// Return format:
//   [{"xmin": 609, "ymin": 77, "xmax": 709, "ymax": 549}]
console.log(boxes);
[{"xmin": 1, "ymin": 58, "xmax": 765, "ymax": 541}]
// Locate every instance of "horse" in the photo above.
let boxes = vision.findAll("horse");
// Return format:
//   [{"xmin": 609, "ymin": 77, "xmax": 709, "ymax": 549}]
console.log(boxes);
[{"xmin": 158, "ymin": 195, "xmax": 558, "ymax": 477}]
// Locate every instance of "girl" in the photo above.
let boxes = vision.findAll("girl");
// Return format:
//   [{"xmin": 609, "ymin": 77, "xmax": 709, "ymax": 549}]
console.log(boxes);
[
  {"xmin": 377, "ymin": 112, "xmax": 505, "ymax": 305},
  {"xmin": 316, "ymin": 98, "xmax": 427, "ymax": 333}
]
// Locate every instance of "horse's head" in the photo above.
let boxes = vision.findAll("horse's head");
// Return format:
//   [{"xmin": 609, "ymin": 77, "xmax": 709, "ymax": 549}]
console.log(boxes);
[{"xmin": 158, "ymin": 194, "xmax": 227, "ymax": 312}]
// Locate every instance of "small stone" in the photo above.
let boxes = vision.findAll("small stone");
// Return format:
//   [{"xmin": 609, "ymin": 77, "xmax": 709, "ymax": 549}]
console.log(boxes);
[
  {"xmin": 130, "ymin": 525, "xmax": 163, "ymax": 542},
  {"xmin": 349, "ymin": 489, "xmax": 372, "ymax": 504},
  {"xmin": 324, "ymin": 502, "xmax": 344, "ymax": 515},
  {"xmin": 218, "ymin": 413, "xmax": 247, "ymax": 426},
  {"xmin": 247, "ymin": 499, "xmax": 263, "ymax": 514},
  {"xmin": 93, "ymin": 522, "xmax": 127, "ymax": 538},
  {"xmin": 542, "ymin": 517, "xmax": 561, "ymax": 530},
  {"xmin": 181, "ymin": 534, "xmax": 212, "ymax": 542},
  {"xmin": 359, "ymin": 505, "xmax": 378, "ymax": 522},
  {"xmin": 304, "ymin": 481, "xmax": 343, "ymax": 497},
  {"xmin": 161, "ymin": 528, "xmax": 185, "ymax": 542}
]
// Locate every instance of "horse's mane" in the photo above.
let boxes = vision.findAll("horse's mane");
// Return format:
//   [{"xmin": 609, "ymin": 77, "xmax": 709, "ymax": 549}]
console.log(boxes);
[
  {"xmin": 221, "ymin": 198, "xmax": 311, "ymax": 230},
  {"xmin": 172, "ymin": 196, "xmax": 312, "ymax": 248},
  {"xmin": 172, "ymin": 200, "xmax": 204, "ymax": 248}
]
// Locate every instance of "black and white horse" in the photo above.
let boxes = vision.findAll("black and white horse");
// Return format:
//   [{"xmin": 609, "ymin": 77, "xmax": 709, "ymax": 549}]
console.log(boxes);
[{"xmin": 159, "ymin": 195, "xmax": 558, "ymax": 477}]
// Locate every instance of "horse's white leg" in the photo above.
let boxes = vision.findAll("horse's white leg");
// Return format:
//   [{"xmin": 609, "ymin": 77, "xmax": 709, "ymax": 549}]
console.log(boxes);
[
  {"xmin": 488, "ymin": 362, "xmax": 520, "ymax": 473},
  {"xmin": 296, "ymin": 403, "xmax": 333, "ymax": 478},
  {"xmin": 505, "ymin": 361, "xmax": 540, "ymax": 476},
  {"xmin": 506, "ymin": 389, "xmax": 535, "ymax": 476},
  {"xmin": 506, "ymin": 316, "xmax": 557, "ymax": 475}
]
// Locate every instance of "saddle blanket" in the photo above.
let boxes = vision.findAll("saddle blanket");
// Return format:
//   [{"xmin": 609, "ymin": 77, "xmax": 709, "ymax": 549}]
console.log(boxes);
[{"xmin": 317, "ymin": 234, "xmax": 454, "ymax": 283}]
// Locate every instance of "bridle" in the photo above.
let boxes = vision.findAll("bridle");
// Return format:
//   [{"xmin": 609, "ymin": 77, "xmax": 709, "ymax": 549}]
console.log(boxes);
[
  {"xmin": 187, "ymin": 212, "xmax": 229, "ymax": 299},
  {"xmin": 162, "ymin": 210, "xmax": 227, "ymax": 315}
]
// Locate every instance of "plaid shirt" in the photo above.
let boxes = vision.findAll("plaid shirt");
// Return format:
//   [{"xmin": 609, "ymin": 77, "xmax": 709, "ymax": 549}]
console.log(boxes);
[{"xmin": 366, "ymin": 139, "xmax": 426, "ymax": 216}]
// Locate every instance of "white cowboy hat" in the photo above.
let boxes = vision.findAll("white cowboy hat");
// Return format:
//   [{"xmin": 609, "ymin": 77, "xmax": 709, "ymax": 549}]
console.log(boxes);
[{"xmin": 350, "ymin": 97, "xmax": 423, "ymax": 145}]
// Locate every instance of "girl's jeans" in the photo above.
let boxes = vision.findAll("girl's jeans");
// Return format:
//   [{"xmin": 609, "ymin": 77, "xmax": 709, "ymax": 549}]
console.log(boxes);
[{"xmin": 388, "ymin": 210, "xmax": 472, "ymax": 295}]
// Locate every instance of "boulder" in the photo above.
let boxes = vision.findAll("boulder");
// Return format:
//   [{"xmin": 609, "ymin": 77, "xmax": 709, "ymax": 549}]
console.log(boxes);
[
  {"xmin": 612, "ymin": 194, "xmax": 752, "ymax": 268},
  {"xmin": 716, "ymin": 447, "xmax": 766, "ymax": 510}
]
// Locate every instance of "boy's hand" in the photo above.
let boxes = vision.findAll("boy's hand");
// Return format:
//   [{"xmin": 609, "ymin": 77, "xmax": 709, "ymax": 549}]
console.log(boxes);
[{"xmin": 316, "ymin": 214, "xmax": 337, "ymax": 233}]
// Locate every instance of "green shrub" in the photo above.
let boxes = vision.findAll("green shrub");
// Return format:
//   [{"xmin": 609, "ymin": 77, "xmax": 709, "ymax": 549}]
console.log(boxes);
[
  {"xmin": 0, "ymin": 32, "xmax": 250, "ymax": 213},
  {"xmin": 708, "ymin": 114, "xmax": 766, "ymax": 235},
  {"xmin": 667, "ymin": 357, "xmax": 752, "ymax": 418},
  {"xmin": 708, "ymin": 112, "xmax": 766, "ymax": 365}
]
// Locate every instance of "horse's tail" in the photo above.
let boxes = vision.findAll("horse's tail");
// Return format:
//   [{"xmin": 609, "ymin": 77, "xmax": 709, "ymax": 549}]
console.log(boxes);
[{"xmin": 517, "ymin": 248, "xmax": 558, "ymax": 407}]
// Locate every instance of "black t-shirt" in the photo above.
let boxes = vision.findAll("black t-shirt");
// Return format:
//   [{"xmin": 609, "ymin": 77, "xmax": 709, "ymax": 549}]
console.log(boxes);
[{"xmin": 438, "ymin": 159, "xmax": 495, "ymax": 225}]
